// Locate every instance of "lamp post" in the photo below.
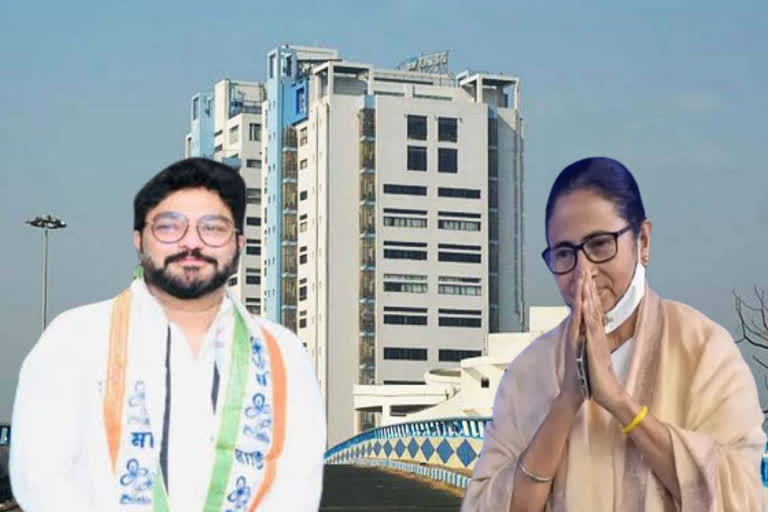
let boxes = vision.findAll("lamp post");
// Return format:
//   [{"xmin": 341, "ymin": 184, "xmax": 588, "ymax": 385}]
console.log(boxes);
[{"xmin": 25, "ymin": 215, "xmax": 67, "ymax": 331}]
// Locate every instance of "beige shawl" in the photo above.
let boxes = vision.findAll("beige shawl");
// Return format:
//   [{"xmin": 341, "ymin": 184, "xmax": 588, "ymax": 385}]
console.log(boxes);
[{"xmin": 463, "ymin": 288, "xmax": 766, "ymax": 511}]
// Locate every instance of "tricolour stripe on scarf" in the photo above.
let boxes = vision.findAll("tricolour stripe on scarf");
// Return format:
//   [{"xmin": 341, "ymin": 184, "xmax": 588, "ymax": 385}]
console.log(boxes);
[
  {"xmin": 247, "ymin": 325, "xmax": 287, "ymax": 512},
  {"xmin": 153, "ymin": 469, "xmax": 170, "ymax": 512},
  {"xmin": 104, "ymin": 288, "xmax": 133, "ymax": 474},
  {"xmin": 203, "ymin": 311, "xmax": 251, "ymax": 512}
]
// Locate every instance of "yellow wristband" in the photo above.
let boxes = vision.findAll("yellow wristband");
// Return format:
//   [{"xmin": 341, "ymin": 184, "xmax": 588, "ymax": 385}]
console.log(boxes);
[{"xmin": 621, "ymin": 405, "xmax": 648, "ymax": 434}]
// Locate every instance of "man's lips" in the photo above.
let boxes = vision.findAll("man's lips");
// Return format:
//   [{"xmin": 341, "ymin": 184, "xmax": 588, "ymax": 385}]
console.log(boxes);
[{"xmin": 177, "ymin": 257, "xmax": 207, "ymax": 264}]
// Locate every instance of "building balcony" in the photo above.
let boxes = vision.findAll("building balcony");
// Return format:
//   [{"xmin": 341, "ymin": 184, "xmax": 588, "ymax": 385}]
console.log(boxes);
[
  {"xmin": 283, "ymin": 127, "xmax": 298, "ymax": 149},
  {"xmin": 359, "ymin": 140, "xmax": 375, "ymax": 170},
  {"xmin": 359, "ymin": 108, "xmax": 375, "ymax": 139},
  {"xmin": 360, "ymin": 203, "xmax": 375, "ymax": 235},
  {"xmin": 282, "ymin": 152, "xmax": 298, "ymax": 180},
  {"xmin": 360, "ymin": 173, "xmax": 375, "ymax": 202},
  {"xmin": 281, "ymin": 308, "xmax": 297, "ymax": 333},
  {"xmin": 360, "ymin": 269, "xmax": 375, "ymax": 300},
  {"xmin": 283, "ymin": 182, "xmax": 297, "ymax": 210},
  {"xmin": 282, "ymin": 277, "xmax": 297, "ymax": 306},
  {"xmin": 229, "ymin": 100, "xmax": 262, "ymax": 119}
]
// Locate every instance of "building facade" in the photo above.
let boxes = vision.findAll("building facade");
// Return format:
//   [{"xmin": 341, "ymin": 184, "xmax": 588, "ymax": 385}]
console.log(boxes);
[
  {"xmin": 261, "ymin": 45, "xmax": 525, "ymax": 447},
  {"xmin": 185, "ymin": 46, "xmax": 525, "ymax": 448},
  {"xmin": 185, "ymin": 79, "xmax": 266, "ymax": 315}
]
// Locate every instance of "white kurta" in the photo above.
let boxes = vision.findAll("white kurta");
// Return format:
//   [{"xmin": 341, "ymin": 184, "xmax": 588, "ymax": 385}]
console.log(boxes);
[{"xmin": 9, "ymin": 282, "xmax": 326, "ymax": 511}]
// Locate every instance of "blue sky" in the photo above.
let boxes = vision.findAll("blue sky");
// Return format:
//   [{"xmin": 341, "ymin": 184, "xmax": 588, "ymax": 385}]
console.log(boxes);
[{"xmin": 0, "ymin": 1, "xmax": 766, "ymax": 421}]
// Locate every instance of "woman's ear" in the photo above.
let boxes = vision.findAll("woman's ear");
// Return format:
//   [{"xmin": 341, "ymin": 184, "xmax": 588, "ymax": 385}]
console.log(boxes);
[{"xmin": 639, "ymin": 220, "xmax": 652, "ymax": 266}]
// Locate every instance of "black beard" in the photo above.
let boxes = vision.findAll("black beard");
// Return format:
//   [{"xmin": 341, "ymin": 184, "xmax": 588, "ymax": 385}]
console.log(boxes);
[{"xmin": 141, "ymin": 247, "xmax": 239, "ymax": 300}]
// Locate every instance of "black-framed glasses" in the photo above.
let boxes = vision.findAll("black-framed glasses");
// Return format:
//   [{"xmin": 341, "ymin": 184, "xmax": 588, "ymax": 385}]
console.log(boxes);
[
  {"xmin": 146, "ymin": 212, "xmax": 238, "ymax": 247},
  {"xmin": 541, "ymin": 224, "xmax": 634, "ymax": 275}
]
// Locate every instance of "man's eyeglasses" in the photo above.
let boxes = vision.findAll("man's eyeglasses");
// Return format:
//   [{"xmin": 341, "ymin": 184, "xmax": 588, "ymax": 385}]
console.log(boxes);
[
  {"xmin": 541, "ymin": 225, "xmax": 634, "ymax": 275},
  {"xmin": 146, "ymin": 212, "xmax": 238, "ymax": 248}
]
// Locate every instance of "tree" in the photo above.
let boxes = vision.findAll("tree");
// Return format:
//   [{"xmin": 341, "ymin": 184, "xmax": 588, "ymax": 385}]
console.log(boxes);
[{"xmin": 734, "ymin": 286, "xmax": 768, "ymax": 428}]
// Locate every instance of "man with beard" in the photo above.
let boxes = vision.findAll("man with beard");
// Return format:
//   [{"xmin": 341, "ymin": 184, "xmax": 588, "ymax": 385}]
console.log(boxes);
[{"xmin": 9, "ymin": 158, "xmax": 326, "ymax": 511}]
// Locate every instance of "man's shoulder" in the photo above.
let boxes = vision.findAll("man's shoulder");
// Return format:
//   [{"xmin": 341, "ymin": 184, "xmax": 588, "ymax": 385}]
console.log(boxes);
[
  {"xmin": 30, "ymin": 297, "xmax": 115, "ymax": 356},
  {"xmin": 47, "ymin": 297, "xmax": 115, "ymax": 334},
  {"xmin": 19, "ymin": 296, "xmax": 116, "ymax": 379}
]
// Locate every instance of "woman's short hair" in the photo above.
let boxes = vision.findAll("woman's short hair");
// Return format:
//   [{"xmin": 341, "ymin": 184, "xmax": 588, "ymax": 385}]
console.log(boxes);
[
  {"xmin": 134, "ymin": 158, "xmax": 246, "ymax": 233},
  {"xmin": 545, "ymin": 157, "xmax": 646, "ymax": 240}
]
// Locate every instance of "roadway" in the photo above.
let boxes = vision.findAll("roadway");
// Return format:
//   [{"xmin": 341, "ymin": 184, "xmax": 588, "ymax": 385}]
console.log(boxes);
[{"xmin": 320, "ymin": 464, "xmax": 462, "ymax": 512}]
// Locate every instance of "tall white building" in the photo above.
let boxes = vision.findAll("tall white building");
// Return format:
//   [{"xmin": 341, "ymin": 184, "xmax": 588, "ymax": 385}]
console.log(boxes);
[
  {"xmin": 185, "ymin": 79, "xmax": 266, "ymax": 315},
  {"xmin": 261, "ymin": 46, "xmax": 525, "ymax": 447}
]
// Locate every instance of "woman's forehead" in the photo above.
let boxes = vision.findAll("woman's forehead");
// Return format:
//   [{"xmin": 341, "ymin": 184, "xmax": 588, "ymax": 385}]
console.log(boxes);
[{"xmin": 547, "ymin": 189, "xmax": 624, "ymax": 244}]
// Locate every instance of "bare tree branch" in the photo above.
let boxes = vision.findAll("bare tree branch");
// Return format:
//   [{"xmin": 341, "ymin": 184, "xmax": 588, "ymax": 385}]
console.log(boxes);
[
  {"xmin": 755, "ymin": 355, "xmax": 768, "ymax": 371},
  {"xmin": 734, "ymin": 289, "xmax": 768, "ymax": 350},
  {"xmin": 735, "ymin": 288, "xmax": 768, "ymax": 418}
]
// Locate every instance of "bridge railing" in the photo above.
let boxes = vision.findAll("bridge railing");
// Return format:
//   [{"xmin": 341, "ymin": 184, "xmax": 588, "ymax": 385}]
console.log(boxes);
[
  {"xmin": 326, "ymin": 418, "xmax": 768, "ymax": 492},
  {"xmin": 325, "ymin": 417, "xmax": 490, "ymax": 478}
]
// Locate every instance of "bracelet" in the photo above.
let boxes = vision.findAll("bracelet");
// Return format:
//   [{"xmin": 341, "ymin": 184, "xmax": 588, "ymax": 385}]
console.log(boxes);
[
  {"xmin": 621, "ymin": 405, "xmax": 648, "ymax": 434},
  {"xmin": 518, "ymin": 459, "xmax": 554, "ymax": 483}
]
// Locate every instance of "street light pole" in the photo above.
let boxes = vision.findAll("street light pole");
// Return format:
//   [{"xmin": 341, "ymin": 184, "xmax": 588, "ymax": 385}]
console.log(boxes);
[{"xmin": 25, "ymin": 215, "xmax": 67, "ymax": 331}]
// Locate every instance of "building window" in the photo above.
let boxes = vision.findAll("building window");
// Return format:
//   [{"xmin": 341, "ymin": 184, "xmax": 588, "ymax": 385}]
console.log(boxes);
[
  {"xmin": 439, "ymin": 349, "xmax": 481, "ymax": 362},
  {"xmin": 299, "ymin": 128, "xmax": 308, "ymax": 146},
  {"xmin": 384, "ymin": 208, "xmax": 427, "ymax": 215},
  {"xmin": 407, "ymin": 146, "xmax": 427, "ymax": 171},
  {"xmin": 229, "ymin": 125, "xmax": 239, "ymax": 144},
  {"xmin": 383, "ymin": 273, "xmax": 428, "ymax": 294},
  {"xmin": 438, "ymin": 187, "xmax": 481, "ymax": 199},
  {"xmin": 269, "ymin": 54, "xmax": 276, "ymax": 79},
  {"xmin": 300, "ymin": 190, "xmax": 308, "ymax": 201},
  {"xmin": 438, "ymin": 283, "xmax": 481, "ymax": 295},
  {"xmin": 247, "ymin": 188, "xmax": 261, "ymax": 204},
  {"xmin": 300, "ymin": 158, "xmax": 308, "ymax": 169},
  {"xmin": 383, "ymin": 282, "xmax": 427, "ymax": 293},
  {"xmin": 246, "ymin": 275, "xmax": 261, "ymax": 285},
  {"xmin": 439, "ymin": 317, "xmax": 482, "ymax": 328},
  {"xmin": 285, "ymin": 55, "xmax": 293, "ymax": 77},
  {"xmin": 407, "ymin": 115, "xmax": 427, "ymax": 140},
  {"xmin": 438, "ymin": 211, "xmax": 481, "ymax": 219},
  {"xmin": 384, "ymin": 249, "xmax": 427, "ymax": 260},
  {"xmin": 438, "ymin": 117, "xmax": 458, "ymax": 142},
  {"xmin": 296, "ymin": 87, "xmax": 306, "ymax": 114},
  {"xmin": 192, "ymin": 97, "xmax": 199, "ymax": 121},
  {"xmin": 246, "ymin": 216, "xmax": 262, "ymax": 226},
  {"xmin": 383, "ymin": 184, "xmax": 427, "ymax": 196},
  {"xmin": 481, "ymin": 377, "xmax": 490, "ymax": 388},
  {"xmin": 383, "ymin": 216, "xmax": 427, "ymax": 228},
  {"xmin": 299, "ymin": 220, "xmax": 308, "ymax": 233},
  {"xmin": 228, "ymin": 276, "xmax": 238, "ymax": 286},
  {"xmin": 246, "ymin": 243, "xmax": 261, "ymax": 256},
  {"xmin": 438, "ymin": 252, "xmax": 481, "ymax": 263},
  {"xmin": 246, "ymin": 159, "xmax": 262, "ymax": 169},
  {"xmin": 438, "ymin": 275, "xmax": 481, "ymax": 296},
  {"xmin": 384, "ymin": 347, "xmax": 428, "ymax": 360},
  {"xmin": 299, "ymin": 286, "xmax": 307, "ymax": 301},
  {"xmin": 249, "ymin": 123, "xmax": 261, "ymax": 141},
  {"xmin": 299, "ymin": 318, "xmax": 307, "ymax": 329},
  {"xmin": 214, "ymin": 144, "xmax": 223, "ymax": 153},
  {"xmin": 438, "ymin": 219, "xmax": 480, "ymax": 231},
  {"xmin": 299, "ymin": 254, "xmax": 307, "ymax": 264},
  {"xmin": 438, "ymin": 148, "xmax": 458, "ymax": 173},
  {"xmin": 438, "ymin": 309, "xmax": 482, "ymax": 328}
]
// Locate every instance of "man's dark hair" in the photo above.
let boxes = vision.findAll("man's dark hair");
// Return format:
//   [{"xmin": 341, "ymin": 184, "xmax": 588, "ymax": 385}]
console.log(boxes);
[
  {"xmin": 134, "ymin": 158, "xmax": 246, "ymax": 232},
  {"xmin": 545, "ymin": 157, "xmax": 647, "ymax": 241}
]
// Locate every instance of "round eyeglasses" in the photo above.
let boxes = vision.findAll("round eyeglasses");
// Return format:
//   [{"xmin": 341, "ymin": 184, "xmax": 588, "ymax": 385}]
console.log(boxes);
[
  {"xmin": 146, "ymin": 212, "xmax": 238, "ymax": 248},
  {"xmin": 541, "ymin": 225, "xmax": 634, "ymax": 275}
]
